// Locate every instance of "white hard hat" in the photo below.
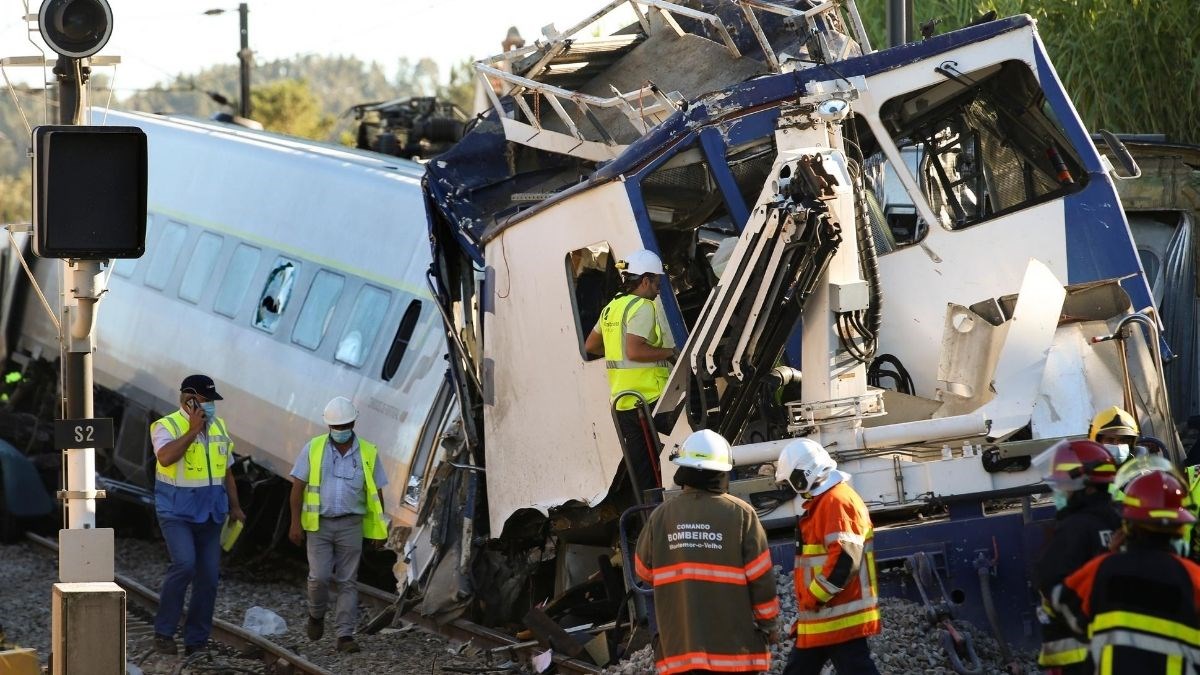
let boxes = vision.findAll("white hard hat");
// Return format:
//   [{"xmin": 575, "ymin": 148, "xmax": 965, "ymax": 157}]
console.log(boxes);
[
  {"xmin": 619, "ymin": 249, "xmax": 664, "ymax": 277},
  {"xmin": 670, "ymin": 429, "xmax": 733, "ymax": 472},
  {"xmin": 323, "ymin": 396, "xmax": 358, "ymax": 425},
  {"xmin": 776, "ymin": 438, "xmax": 836, "ymax": 494}
]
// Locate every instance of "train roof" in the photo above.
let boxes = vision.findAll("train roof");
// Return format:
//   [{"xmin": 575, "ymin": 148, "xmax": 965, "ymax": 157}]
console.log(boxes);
[{"xmin": 93, "ymin": 108, "xmax": 428, "ymax": 180}]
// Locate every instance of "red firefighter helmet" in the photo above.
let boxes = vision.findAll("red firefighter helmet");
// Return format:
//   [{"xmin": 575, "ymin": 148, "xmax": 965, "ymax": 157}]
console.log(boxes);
[
  {"xmin": 1040, "ymin": 439, "xmax": 1117, "ymax": 490},
  {"xmin": 1121, "ymin": 471, "xmax": 1196, "ymax": 529}
]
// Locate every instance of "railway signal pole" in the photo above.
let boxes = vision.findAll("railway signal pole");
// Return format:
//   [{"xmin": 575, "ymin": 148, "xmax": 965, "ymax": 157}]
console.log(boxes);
[{"xmin": 31, "ymin": 0, "xmax": 146, "ymax": 672}]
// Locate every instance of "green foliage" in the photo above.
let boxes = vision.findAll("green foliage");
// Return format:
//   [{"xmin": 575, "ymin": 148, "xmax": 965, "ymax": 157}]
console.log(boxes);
[
  {"xmin": 0, "ymin": 169, "xmax": 31, "ymax": 225},
  {"xmin": 854, "ymin": 0, "xmax": 1200, "ymax": 141},
  {"xmin": 250, "ymin": 79, "xmax": 335, "ymax": 140},
  {"xmin": 437, "ymin": 57, "xmax": 477, "ymax": 114}
]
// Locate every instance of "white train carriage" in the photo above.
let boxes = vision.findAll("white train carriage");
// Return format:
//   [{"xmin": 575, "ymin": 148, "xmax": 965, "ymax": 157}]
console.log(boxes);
[{"xmin": 5, "ymin": 110, "xmax": 452, "ymax": 534}]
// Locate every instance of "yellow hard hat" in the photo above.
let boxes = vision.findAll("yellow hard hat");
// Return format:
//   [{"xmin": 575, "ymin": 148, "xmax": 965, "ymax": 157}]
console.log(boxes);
[{"xmin": 1088, "ymin": 406, "xmax": 1138, "ymax": 442}]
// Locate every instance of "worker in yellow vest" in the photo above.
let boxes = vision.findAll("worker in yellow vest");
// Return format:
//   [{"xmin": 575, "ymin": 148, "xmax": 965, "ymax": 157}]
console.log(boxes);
[
  {"xmin": 288, "ymin": 396, "xmax": 388, "ymax": 654},
  {"xmin": 151, "ymin": 374, "xmax": 245, "ymax": 657},
  {"xmin": 585, "ymin": 248, "xmax": 675, "ymax": 499}
]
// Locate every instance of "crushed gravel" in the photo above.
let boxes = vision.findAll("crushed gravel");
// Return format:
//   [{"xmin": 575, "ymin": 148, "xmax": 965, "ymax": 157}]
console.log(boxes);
[
  {"xmin": 0, "ymin": 537, "xmax": 521, "ymax": 674},
  {"xmin": 3, "ymin": 539, "xmax": 1043, "ymax": 674},
  {"xmin": 604, "ymin": 566, "xmax": 1041, "ymax": 674}
]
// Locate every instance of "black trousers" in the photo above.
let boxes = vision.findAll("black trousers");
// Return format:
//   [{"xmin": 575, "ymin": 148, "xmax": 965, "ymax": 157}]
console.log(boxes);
[
  {"xmin": 614, "ymin": 407, "xmax": 666, "ymax": 500},
  {"xmin": 782, "ymin": 637, "xmax": 880, "ymax": 675}
]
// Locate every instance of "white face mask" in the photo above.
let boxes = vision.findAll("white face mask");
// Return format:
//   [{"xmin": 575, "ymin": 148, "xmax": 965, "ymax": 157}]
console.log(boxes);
[
  {"xmin": 1104, "ymin": 443, "xmax": 1130, "ymax": 464},
  {"xmin": 1052, "ymin": 489, "xmax": 1071, "ymax": 511}
]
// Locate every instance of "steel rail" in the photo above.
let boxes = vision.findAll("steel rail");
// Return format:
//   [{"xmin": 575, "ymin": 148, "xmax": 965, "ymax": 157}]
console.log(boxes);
[{"xmin": 26, "ymin": 532, "xmax": 333, "ymax": 675}]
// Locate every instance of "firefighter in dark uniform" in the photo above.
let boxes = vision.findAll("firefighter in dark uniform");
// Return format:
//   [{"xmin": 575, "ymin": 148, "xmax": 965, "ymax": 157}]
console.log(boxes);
[
  {"xmin": 635, "ymin": 429, "xmax": 779, "ymax": 674},
  {"xmin": 1052, "ymin": 470, "xmax": 1200, "ymax": 673},
  {"xmin": 1033, "ymin": 439, "xmax": 1120, "ymax": 673}
]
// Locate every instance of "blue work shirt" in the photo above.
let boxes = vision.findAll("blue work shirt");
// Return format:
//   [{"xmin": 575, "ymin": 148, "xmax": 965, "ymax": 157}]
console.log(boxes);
[
  {"xmin": 290, "ymin": 435, "xmax": 389, "ymax": 517},
  {"xmin": 152, "ymin": 408, "xmax": 230, "ymax": 524}
]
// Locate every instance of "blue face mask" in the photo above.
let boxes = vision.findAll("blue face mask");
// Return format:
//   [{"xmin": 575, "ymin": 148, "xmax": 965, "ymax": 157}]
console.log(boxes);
[
  {"xmin": 200, "ymin": 402, "xmax": 217, "ymax": 419},
  {"xmin": 1172, "ymin": 538, "xmax": 1189, "ymax": 557},
  {"xmin": 330, "ymin": 428, "xmax": 353, "ymax": 444},
  {"xmin": 1052, "ymin": 489, "xmax": 1071, "ymax": 511}
]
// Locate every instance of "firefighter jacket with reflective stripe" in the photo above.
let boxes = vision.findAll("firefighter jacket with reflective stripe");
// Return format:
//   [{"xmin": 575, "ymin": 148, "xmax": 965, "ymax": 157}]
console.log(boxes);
[
  {"xmin": 299, "ymin": 435, "xmax": 388, "ymax": 540},
  {"xmin": 635, "ymin": 488, "xmax": 778, "ymax": 674},
  {"xmin": 599, "ymin": 294, "xmax": 669, "ymax": 411},
  {"xmin": 1035, "ymin": 490, "xmax": 1121, "ymax": 668},
  {"xmin": 153, "ymin": 410, "xmax": 231, "ymax": 488},
  {"xmin": 793, "ymin": 481, "xmax": 881, "ymax": 648},
  {"xmin": 1052, "ymin": 545, "xmax": 1200, "ymax": 673}
]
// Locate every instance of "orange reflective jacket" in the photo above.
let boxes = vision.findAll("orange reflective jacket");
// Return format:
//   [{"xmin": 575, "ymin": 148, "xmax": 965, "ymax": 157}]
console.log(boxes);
[{"xmin": 792, "ymin": 480, "xmax": 881, "ymax": 648}]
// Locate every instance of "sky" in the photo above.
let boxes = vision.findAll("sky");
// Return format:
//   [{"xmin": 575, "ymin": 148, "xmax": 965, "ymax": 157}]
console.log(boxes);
[{"xmin": 0, "ymin": 0, "xmax": 622, "ymax": 94}]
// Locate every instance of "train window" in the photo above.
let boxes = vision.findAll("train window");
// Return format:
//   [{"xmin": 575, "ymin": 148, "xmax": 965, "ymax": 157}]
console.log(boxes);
[
  {"xmin": 178, "ymin": 232, "xmax": 224, "ymax": 303},
  {"xmin": 143, "ymin": 221, "xmax": 187, "ymax": 290},
  {"xmin": 253, "ymin": 257, "xmax": 298, "ymax": 333},
  {"xmin": 380, "ymin": 299, "xmax": 421, "ymax": 380},
  {"xmin": 214, "ymin": 243, "xmax": 261, "ymax": 318},
  {"xmin": 114, "ymin": 214, "xmax": 154, "ymax": 278},
  {"xmin": 335, "ymin": 285, "xmax": 391, "ymax": 368},
  {"xmin": 565, "ymin": 242, "xmax": 618, "ymax": 360},
  {"xmin": 292, "ymin": 270, "xmax": 346, "ymax": 350}
]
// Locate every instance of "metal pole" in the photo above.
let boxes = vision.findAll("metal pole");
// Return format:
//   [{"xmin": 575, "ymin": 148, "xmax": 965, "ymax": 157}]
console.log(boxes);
[
  {"xmin": 886, "ymin": 0, "xmax": 907, "ymax": 47},
  {"xmin": 53, "ymin": 56, "xmax": 101, "ymax": 530},
  {"xmin": 238, "ymin": 2, "xmax": 251, "ymax": 118}
]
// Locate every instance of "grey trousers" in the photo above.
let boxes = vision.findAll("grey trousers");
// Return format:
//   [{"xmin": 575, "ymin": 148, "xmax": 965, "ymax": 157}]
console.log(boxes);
[{"xmin": 305, "ymin": 514, "xmax": 363, "ymax": 638}]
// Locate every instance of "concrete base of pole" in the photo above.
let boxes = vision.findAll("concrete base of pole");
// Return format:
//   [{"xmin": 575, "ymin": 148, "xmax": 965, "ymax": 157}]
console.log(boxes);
[{"xmin": 51, "ymin": 582, "xmax": 125, "ymax": 675}]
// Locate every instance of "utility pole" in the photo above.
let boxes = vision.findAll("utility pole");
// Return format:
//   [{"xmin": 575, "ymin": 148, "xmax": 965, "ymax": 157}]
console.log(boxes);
[{"xmin": 238, "ymin": 2, "xmax": 251, "ymax": 118}]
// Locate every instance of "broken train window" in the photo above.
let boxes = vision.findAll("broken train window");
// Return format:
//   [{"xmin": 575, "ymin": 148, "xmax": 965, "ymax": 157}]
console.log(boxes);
[
  {"xmin": 253, "ymin": 256, "xmax": 298, "ymax": 333},
  {"xmin": 878, "ymin": 60, "xmax": 1087, "ymax": 233},
  {"xmin": 566, "ymin": 242, "xmax": 619, "ymax": 361}
]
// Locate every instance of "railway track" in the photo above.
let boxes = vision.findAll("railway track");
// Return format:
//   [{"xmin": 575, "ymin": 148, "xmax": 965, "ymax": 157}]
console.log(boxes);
[
  {"xmin": 28, "ymin": 532, "xmax": 605, "ymax": 674},
  {"xmin": 26, "ymin": 532, "xmax": 333, "ymax": 675}
]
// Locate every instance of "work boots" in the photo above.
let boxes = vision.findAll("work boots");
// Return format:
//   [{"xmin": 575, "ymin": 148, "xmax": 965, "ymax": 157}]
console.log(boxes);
[
  {"xmin": 336, "ymin": 636, "xmax": 360, "ymax": 653},
  {"xmin": 153, "ymin": 634, "xmax": 177, "ymax": 655},
  {"xmin": 306, "ymin": 614, "xmax": 324, "ymax": 641}
]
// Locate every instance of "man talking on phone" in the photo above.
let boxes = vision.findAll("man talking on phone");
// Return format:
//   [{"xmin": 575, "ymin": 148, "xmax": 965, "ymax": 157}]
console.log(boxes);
[{"xmin": 150, "ymin": 374, "xmax": 245, "ymax": 656}]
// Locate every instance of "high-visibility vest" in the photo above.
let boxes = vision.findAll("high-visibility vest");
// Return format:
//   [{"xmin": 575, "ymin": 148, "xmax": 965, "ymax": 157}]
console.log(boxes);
[
  {"xmin": 153, "ymin": 410, "xmax": 231, "ymax": 488},
  {"xmin": 299, "ymin": 435, "xmax": 388, "ymax": 540},
  {"xmin": 599, "ymin": 294, "xmax": 669, "ymax": 411},
  {"xmin": 793, "ymin": 481, "xmax": 881, "ymax": 647},
  {"xmin": 1054, "ymin": 549, "xmax": 1200, "ymax": 672}
]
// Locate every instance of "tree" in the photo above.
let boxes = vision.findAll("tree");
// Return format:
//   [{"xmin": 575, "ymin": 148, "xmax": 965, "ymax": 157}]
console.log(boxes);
[
  {"xmin": 854, "ymin": 0, "xmax": 1200, "ymax": 141},
  {"xmin": 0, "ymin": 169, "xmax": 31, "ymax": 225},
  {"xmin": 250, "ymin": 79, "xmax": 335, "ymax": 140}
]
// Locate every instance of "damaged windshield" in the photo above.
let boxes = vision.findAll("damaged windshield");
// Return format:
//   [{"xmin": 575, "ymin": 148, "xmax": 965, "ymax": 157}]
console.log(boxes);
[{"xmin": 871, "ymin": 60, "xmax": 1087, "ymax": 243}]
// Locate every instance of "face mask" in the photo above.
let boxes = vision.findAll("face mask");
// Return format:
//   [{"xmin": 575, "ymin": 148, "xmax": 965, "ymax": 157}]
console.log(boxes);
[
  {"xmin": 1052, "ymin": 489, "xmax": 1071, "ymax": 511},
  {"xmin": 1172, "ymin": 538, "xmax": 1189, "ymax": 557},
  {"xmin": 1104, "ymin": 443, "xmax": 1130, "ymax": 464},
  {"xmin": 200, "ymin": 402, "xmax": 217, "ymax": 418},
  {"xmin": 330, "ymin": 429, "xmax": 353, "ymax": 444}
]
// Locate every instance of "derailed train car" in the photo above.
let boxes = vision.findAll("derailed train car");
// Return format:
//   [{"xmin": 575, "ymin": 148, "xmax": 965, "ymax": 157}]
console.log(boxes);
[
  {"xmin": 0, "ymin": 111, "xmax": 455, "ymax": 556},
  {"xmin": 412, "ymin": 0, "xmax": 1190, "ymax": 657}
]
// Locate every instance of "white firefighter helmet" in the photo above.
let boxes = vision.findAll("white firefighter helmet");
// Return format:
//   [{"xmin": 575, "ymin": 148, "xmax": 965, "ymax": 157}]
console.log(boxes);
[
  {"xmin": 323, "ymin": 396, "xmax": 358, "ymax": 425},
  {"xmin": 618, "ymin": 249, "xmax": 664, "ymax": 277},
  {"xmin": 776, "ymin": 438, "xmax": 837, "ymax": 494},
  {"xmin": 670, "ymin": 429, "xmax": 733, "ymax": 472}
]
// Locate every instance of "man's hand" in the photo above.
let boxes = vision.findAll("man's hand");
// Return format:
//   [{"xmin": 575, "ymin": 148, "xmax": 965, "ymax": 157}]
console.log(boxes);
[
  {"xmin": 289, "ymin": 522, "xmax": 304, "ymax": 546},
  {"xmin": 185, "ymin": 399, "xmax": 206, "ymax": 431},
  {"xmin": 797, "ymin": 593, "xmax": 821, "ymax": 613},
  {"xmin": 229, "ymin": 505, "xmax": 246, "ymax": 523}
]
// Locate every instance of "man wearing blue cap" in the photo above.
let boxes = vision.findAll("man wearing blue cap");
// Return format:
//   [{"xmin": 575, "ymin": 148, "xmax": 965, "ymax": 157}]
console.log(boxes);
[{"xmin": 150, "ymin": 374, "xmax": 245, "ymax": 656}]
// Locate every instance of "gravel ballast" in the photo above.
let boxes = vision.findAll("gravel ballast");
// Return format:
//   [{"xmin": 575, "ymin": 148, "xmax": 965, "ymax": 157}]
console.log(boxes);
[{"xmin": 3, "ymin": 540, "xmax": 1043, "ymax": 674}]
